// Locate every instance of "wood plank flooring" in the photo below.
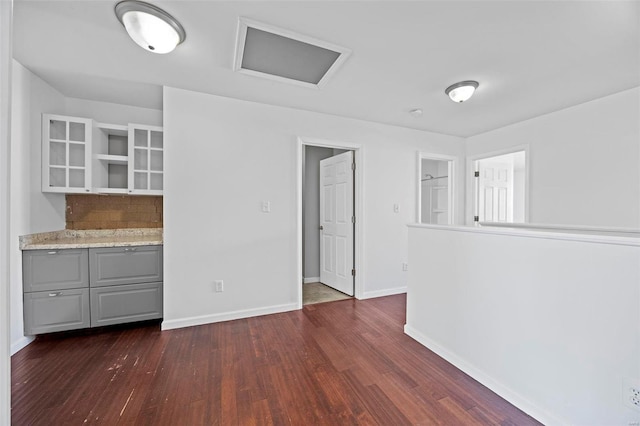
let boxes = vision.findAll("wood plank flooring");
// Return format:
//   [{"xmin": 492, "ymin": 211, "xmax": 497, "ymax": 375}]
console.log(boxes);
[{"xmin": 11, "ymin": 295, "xmax": 540, "ymax": 425}]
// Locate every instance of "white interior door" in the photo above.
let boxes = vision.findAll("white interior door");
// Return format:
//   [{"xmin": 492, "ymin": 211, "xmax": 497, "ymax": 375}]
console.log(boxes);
[
  {"xmin": 477, "ymin": 159, "xmax": 514, "ymax": 222},
  {"xmin": 319, "ymin": 151, "xmax": 354, "ymax": 296}
]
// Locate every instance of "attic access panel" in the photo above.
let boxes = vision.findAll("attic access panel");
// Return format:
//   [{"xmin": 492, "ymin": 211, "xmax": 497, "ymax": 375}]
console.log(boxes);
[{"xmin": 234, "ymin": 18, "xmax": 351, "ymax": 88}]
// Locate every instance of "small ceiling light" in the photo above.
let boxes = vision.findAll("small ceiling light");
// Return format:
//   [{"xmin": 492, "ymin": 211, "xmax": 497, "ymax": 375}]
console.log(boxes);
[
  {"xmin": 445, "ymin": 80, "xmax": 479, "ymax": 103},
  {"xmin": 115, "ymin": 0, "xmax": 186, "ymax": 54}
]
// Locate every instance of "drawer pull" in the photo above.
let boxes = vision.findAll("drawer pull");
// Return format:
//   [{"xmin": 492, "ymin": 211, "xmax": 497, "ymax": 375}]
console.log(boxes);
[
  {"xmin": 123, "ymin": 247, "xmax": 137, "ymax": 252},
  {"xmin": 48, "ymin": 292, "xmax": 62, "ymax": 297},
  {"xmin": 47, "ymin": 251, "xmax": 58, "ymax": 255}
]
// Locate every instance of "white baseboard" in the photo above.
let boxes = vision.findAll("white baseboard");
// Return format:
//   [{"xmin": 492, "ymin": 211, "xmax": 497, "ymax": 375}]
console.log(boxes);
[
  {"xmin": 403, "ymin": 324, "xmax": 564, "ymax": 426},
  {"xmin": 10, "ymin": 335, "xmax": 34, "ymax": 356},
  {"xmin": 161, "ymin": 303, "xmax": 299, "ymax": 331},
  {"xmin": 303, "ymin": 277, "xmax": 320, "ymax": 284},
  {"xmin": 360, "ymin": 286, "xmax": 406, "ymax": 300}
]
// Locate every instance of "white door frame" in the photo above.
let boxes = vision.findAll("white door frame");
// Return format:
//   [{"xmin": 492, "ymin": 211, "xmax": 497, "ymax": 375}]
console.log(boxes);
[
  {"xmin": 0, "ymin": 0, "xmax": 12, "ymax": 422},
  {"xmin": 296, "ymin": 137, "xmax": 364, "ymax": 308},
  {"xmin": 416, "ymin": 152, "xmax": 457, "ymax": 225},
  {"xmin": 466, "ymin": 145, "xmax": 530, "ymax": 225}
]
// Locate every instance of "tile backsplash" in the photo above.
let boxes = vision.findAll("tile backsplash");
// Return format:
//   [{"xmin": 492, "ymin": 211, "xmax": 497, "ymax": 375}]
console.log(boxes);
[{"xmin": 66, "ymin": 194, "xmax": 162, "ymax": 230}]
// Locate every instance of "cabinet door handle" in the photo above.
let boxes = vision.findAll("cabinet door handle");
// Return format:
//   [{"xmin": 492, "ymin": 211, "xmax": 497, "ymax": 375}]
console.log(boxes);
[
  {"xmin": 48, "ymin": 292, "xmax": 62, "ymax": 297},
  {"xmin": 124, "ymin": 247, "xmax": 137, "ymax": 252},
  {"xmin": 47, "ymin": 251, "xmax": 58, "ymax": 255}
]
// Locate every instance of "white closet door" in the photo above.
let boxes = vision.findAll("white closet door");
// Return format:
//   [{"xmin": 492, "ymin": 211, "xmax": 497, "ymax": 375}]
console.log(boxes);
[{"xmin": 319, "ymin": 151, "xmax": 354, "ymax": 296}]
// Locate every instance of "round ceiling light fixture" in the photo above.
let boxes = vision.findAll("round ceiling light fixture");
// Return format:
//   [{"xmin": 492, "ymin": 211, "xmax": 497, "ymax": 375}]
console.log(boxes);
[
  {"xmin": 445, "ymin": 80, "xmax": 479, "ymax": 103},
  {"xmin": 115, "ymin": 0, "xmax": 186, "ymax": 54}
]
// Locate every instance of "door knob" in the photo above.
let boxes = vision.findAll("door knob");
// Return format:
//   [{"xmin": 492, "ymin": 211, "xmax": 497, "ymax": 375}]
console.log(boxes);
[{"xmin": 319, "ymin": 225, "xmax": 323, "ymax": 230}]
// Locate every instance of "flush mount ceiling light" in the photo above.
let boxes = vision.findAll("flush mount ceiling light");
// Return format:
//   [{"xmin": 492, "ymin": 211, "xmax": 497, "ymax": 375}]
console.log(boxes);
[
  {"xmin": 445, "ymin": 80, "xmax": 479, "ymax": 103},
  {"xmin": 115, "ymin": 0, "xmax": 186, "ymax": 54}
]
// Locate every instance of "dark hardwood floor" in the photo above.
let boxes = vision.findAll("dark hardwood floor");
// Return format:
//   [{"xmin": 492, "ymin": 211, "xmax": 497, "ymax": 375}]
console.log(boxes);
[{"xmin": 11, "ymin": 295, "xmax": 540, "ymax": 425}]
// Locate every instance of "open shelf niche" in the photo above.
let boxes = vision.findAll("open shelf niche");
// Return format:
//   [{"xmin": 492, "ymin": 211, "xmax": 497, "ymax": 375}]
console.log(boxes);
[{"xmin": 92, "ymin": 123, "xmax": 129, "ymax": 193}]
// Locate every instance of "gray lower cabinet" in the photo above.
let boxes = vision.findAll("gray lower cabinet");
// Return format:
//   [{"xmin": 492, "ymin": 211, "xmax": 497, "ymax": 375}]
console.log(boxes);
[
  {"xmin": 89, "ymin": 246, "xmax": 163, "ymax": 287},
  {"xmin": 23, "ymin": 245, "xmax": 163, "ymax": 335},
  {"xmin": 23, "ymin": 249, "xmax": 89, "ymax": 292},
  {"xmin": 24, "ymin": 289, "xmax": 90, "ymax": 334},
  {"xmin": 90, "ymin": 282, "xmax": 162, "ymax": 327}
]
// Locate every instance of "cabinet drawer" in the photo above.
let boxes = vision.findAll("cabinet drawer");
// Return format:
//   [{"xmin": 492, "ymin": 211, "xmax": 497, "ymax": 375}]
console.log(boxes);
[
  {"xmin": 24, "ymin": 289, "xmax": 90, "ymax": 335},
  {"xmin": 23, "ymin": 249, "xmax": 89, "ymax": 292},
  {"xmin": 89, "ymin": 245, "xmax": 162, "ymax": 287},
  {"xmin": 90, "ymin": 282, "xmax": 163, "ymax": 327}
]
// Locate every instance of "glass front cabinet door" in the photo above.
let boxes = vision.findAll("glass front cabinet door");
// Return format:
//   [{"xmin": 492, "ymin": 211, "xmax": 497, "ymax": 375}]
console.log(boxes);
[
  {"xmin": 128, "ymin": 124, "xmax": 163, "ymax": 195},
  {"xmin": 42, "ymin": 114, "xmax": 92, "ymax": 193}
]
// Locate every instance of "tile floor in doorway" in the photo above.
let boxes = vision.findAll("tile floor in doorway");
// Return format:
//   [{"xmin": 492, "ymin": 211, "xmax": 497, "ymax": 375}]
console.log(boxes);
[{"xmin": 303, "ymin": 282, "xmax": 352, "ymax": 305}]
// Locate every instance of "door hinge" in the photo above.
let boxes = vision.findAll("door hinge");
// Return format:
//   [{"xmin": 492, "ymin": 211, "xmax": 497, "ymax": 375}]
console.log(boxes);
[
  {"xmin": 351, "ymin": 216, "xmax": 355, "ymax": 224},
  {"xmin": 474, "ymin": 216, "xmax": 479, "ymax": 222},
  {"xmin": 474, "ymin": 171, "xmax": 480, "ymax": 177},
  {"xmin": 352, "ymin": 162, "xmax": 356, "ymax": 171},
  {"xmin": 351, "ymin": 269, "xmax": 356, "ymax": 276}
]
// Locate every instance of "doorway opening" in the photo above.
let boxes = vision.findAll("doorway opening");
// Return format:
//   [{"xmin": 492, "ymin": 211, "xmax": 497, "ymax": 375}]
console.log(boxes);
[
  {"xmin": 472, "ymin": 150, "xmax": 527, "ymax": 224},
  {"xmin": 297, "ymin": 138, "xmax": 363, "ymax": 308},
  {"xmin": 417, "ymin": 153, "xmax": 456, "ymax": 225}
]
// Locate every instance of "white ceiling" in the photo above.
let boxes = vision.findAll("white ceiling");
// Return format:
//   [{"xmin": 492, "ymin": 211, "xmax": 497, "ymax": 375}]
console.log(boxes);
[{"xmin": 12, "ymin": 0, "xmax": 640, "ymax": 137}]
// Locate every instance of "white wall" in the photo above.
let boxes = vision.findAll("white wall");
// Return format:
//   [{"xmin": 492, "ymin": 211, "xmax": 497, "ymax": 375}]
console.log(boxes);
[
  {"xmin": 17, "ymin": 62, "xmax": 67, "ymax": 233},
  {"xmin": 465, "ymin": 88, "xmax": 640, "ymax": 228},
  {"xmin": 406, "ymin": 225, "xmax": 640, "ymax": 425},
  {"xmin": 0, "ymin": 0, "xmax": 13, "ymax": 422},
  {"xmin": 303, "ymin": 145, "xmax": 334, "ymax": 281},
  {"xmin": 162, "ymin": 87, "xmax": 464, "ymax": 329},
  {"xmin": 9, "ymin": 61, "xmax": 68, "ymax": 353},
  {"xmin": 65, "ymin": 97, "xmax": 162, "ymax": 127}
]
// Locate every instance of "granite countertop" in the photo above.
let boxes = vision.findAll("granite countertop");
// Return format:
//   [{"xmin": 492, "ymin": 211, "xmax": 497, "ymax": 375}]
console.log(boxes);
[{"xmin": 19, "ymin": 228, "xmax": 163, "ymax": 250}]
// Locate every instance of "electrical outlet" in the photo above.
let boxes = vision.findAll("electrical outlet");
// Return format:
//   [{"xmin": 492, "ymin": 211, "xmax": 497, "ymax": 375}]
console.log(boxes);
[
  {"xmin": 624, "ymin": 378, "xmax": 640, "ymax": 411},
  {"xmin": 402, "ymin": 263, "xmax": 408, "ymax": 271},
  {"xmin": 214, "ymin": 280, "xmax": 224, "ymax": 292},
  {"xmin": 261, "ymin": 201, "xmax": 271, "ymax": 213},
  {"xmin": 393, "ymin": 203, "xmax": 400, "ymax": 213}
]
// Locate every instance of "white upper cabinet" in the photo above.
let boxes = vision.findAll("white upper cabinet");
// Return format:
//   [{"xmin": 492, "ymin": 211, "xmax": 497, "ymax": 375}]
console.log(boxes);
[
  {"xmin": 128, "ymin": 124, "xmax": 163, "ymax": 195},
  {"xmin": 42, "ymin": 114, "xmax": 92, "ymax": 193},
  {"xmin": 42, "ymin": 114, "xmax": 163, "ymax": 195}
]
